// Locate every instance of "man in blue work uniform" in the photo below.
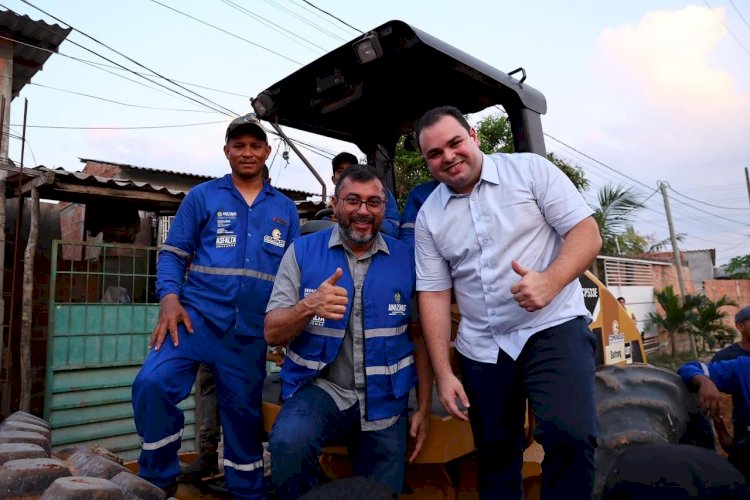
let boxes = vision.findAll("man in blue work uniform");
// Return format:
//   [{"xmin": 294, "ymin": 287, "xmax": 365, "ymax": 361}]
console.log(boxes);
[
  {"xmin": 265, "ymin": 165, "xmax": 430, "ymax": 498},
  {"xmin": 679, "ymin": 306, "xmax": 750, "ymax": 482},
  {"xmin": 678, "ymin": 356, "xmax": 750, "ymax": 481},
  {"xmin": 132, "ymin": 113, "xmax": 300, "ymax": 498},
  {"xmin": 399, "ymin": 179, "xmax": 440, "ymax": 254}
]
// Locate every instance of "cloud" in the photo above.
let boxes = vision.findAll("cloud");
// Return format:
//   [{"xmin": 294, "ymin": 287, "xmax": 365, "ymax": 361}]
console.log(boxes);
[{"xmin": 586, "ymin": 5, "xmax": 750, "ymax": 179}]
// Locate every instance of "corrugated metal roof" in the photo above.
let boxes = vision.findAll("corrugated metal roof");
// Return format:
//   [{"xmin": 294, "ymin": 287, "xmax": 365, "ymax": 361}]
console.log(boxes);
[
  {"xmin": 33, "ymin": 165, "xmax": 187, "ymax": 196},
  {"xmin": 0, "ymin": 9, "xmax": 71, "ymax": 99},
  {"xmin": 77, "ymin": 157, "xmax": 317, "ymax": 200},
  {"xmin": 79, "ymin": 157, "xmax": 215, "ymax": 181}
]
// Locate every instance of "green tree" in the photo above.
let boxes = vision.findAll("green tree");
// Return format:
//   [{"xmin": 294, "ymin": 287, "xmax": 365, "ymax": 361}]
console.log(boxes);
[
  {"xmin": 590, "ymin": 184, "xmax": 642, "ymax": 256},
  {"xmin": 475, "ymin": 113, "xmax": 514, "ymax": 154},
  {"xmin": 686, "ymin": 294, "xmax": 738, "ymax": 351},
  {"xmin": 647, "ymin": 286, "xmax": 701, "ymax": 357},
  {"xmin": 726, "ymin": 254, "xmax": 750, "ymax": 279},
  {"xmin": 393, "ymin": 136, "xmax": 430, "ymax": 208}
]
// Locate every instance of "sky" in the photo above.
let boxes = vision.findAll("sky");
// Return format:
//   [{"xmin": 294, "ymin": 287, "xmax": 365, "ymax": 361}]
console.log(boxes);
[{"xmin": 1, "ymin": 0, "xmax": 748, "ymax": 265}]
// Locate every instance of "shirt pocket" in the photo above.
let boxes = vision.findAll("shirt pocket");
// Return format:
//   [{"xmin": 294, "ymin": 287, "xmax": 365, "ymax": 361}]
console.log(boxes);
[{"xmin": 260, "ymin": 220, "xmax": 289, "ymax": 258}]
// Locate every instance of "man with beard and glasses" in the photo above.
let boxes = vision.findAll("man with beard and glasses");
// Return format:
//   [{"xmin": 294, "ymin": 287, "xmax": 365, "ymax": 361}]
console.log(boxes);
[
  {"xmin": 414, "ymin": 105, "xmax": 602, "ymax": 499},
  {"xmin": 132, "ymin": 114, "xmax": 300, "ymax": 499},
  {"xmin": 264, "ymin": 164, "xmax": 431, "ymax": 498}
]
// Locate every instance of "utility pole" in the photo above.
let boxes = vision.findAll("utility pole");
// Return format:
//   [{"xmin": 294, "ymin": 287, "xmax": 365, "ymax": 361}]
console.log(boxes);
[
  {"xmin": 659, "ymin": 181, "xmax": 697, "ymax": 358},
  {"xmin": 745, "ymin": 167, "xmax": 749, "ymax": 208}
]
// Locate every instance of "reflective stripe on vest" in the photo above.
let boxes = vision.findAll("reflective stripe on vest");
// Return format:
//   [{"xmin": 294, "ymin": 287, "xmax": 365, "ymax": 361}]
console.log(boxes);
[
  {"xmin": 287, "ymin": 348, "xmax": 326, "ymax": 371},
  {"xmin": 365, "ymin": 355, "xmax": 415, "ymax": 376},
  {"xmin": 365, "ymin": 324, "xmax": 408, "ymax": 338},
  {"xmin": 161, "ymin": 244, "xmax": 190, "ymax": 259}
]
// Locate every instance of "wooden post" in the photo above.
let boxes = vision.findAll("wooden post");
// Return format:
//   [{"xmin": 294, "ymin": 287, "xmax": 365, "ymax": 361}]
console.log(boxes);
[{"xmin": 19, "ymin": 187, "xmax": 38, "ymax": 411}]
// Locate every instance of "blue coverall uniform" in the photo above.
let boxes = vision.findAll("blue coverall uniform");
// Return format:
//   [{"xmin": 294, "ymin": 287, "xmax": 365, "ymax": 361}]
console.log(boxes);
[
  {"xmin": 399, "ymin": 180, "xmax": 439, "ymax": 254},
  {"xmin": 679, "ymin": 358, "xmax": 750, "ymax": 480},
  {"xmin": 132, "ymin": 174, "xmax": 300, "ymax": 499}
]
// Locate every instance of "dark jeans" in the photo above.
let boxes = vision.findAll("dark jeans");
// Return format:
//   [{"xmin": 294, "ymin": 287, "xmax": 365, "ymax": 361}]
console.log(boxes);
[
  {"xmin": 458, "ymin": 317, "xmax": 597, "ymax": 499},
  {"xmin": 269, "ymin": 384, "xmax": 407, "ymax": 500},
  {"xmin": 195, "ymin": 363, "xmax": 221, "ymax": 453}
]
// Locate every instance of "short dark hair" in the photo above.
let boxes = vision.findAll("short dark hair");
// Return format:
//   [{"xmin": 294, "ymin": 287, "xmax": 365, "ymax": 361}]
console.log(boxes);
[
  {"xmin": 617, "ymin": 297, "xmax": 626, "ymax": 302},
  {"xmin": 332, "ymin": 152, "xmax": 358, "ymax": 174},
  {"xmin": 414, "ymin": 106, "xmax": 471, "ymax": 150},
  {"xmin": 335, "ymin": 164, "xmax": 385, "ymax": 197}
]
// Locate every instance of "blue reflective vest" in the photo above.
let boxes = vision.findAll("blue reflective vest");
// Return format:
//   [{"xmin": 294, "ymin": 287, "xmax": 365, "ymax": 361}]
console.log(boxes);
[
  {"xmin": 157, "ymin": 175, "xmax": 300, "ymax": 337},
  {"xmin": 281, "ymin": 227, "xmax": 416, "ymax": 421}
]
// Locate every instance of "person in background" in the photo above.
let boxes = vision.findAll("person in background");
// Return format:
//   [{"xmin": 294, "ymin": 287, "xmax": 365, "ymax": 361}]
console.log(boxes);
[
  {"xmin": 132, "ymin": 114, "xmax": 300, "ymax": 499},
  {"xmin": 678, "ymin": 333, "xmax": 750, "ymax": 482},
  {"xmin": 617, "ymin": 297, "xmax": 638, "ymax": 323},
  {"xmin": 265, "ymin": 165, "xmax": 430, "ymax": 498},
  {"xmin": 414, "ymin": 105, "xmax": 602, "ymax": 498},
  {"xmin": 330, "ymin": 152, "xmax": 400, "ymax": 238}
]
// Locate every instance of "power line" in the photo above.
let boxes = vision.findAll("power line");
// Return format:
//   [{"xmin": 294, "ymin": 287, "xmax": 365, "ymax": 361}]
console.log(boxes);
[
  {"xmin": 728, "ymin": 0, "xmax": 750, "ymax": 31},
  {"xmin": 293, "ymin": 0, "xmax": 363, "ymax": 34},
  {"xmin": 221, "ymin": 0, "xmax": 327, "ymax": 54},
  {"xmin": 260, "ymin": 0, "xmax": 347, "ymax": 42},
  {"xmin": 9, "ymin": 120, "xmax": 226, "ymax": 130},
  {"xmin": 29, "ymin": 82, "xmax": 218, "ymax": 113},
  {"xmin": 149, "ymin": 0, "xmax": 304, "ymax": 65},
  {"xmin": 668, "ymin": 184, "xmax": 750, "ymax": 211},
  {"xmin": 702, "ymin": 0, "xmax": 750, "ymax": 58},
  {"xmin": 17, "ymin": 0, "xmax": 238, "ymax": 117}
]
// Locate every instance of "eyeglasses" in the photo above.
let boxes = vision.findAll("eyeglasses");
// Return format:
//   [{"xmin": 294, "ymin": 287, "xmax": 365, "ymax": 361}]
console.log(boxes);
[{"xmin": 340, "ymin": 196, "xmax": 386, "ymax": 213}]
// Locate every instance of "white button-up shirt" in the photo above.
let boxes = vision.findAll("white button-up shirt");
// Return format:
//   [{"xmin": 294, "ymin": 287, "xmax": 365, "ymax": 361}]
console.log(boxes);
[{"xmin": 415, "ymin": 153, "xmax": 593, "ymax": 362}]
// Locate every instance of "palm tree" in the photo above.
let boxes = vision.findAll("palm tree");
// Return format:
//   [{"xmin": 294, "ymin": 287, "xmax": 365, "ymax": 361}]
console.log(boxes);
[
  {"xmin": 590, "ymin": 183, "xmax": 642, "ymax": 256},
  {"xmin": 647, "ymin": 286, "xmax": 700, "ymax": 357},
  {"xmin": 686, "ymin": 295, "xmax": 738, "ymax": 351}
]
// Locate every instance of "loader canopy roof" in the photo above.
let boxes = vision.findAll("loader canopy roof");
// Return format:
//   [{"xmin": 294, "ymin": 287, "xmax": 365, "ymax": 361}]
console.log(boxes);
[{"xmin": 252, "ymin": 20, "xmax": 547, "ymax": 157}]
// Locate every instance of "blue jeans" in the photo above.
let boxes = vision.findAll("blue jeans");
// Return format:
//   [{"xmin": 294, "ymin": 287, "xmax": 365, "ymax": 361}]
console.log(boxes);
[
  {"xmin": 458, "ymin": 317, "xmax": 597, "ymax": 500},
  {"xmin": 269, "ymin": 384, "xmax": 406, "ymax": 499}
]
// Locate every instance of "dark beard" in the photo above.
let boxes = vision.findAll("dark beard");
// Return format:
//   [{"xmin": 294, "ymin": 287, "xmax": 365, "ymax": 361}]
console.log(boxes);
[
  {"xmin": 341, "ymin": 215, "xmax": 376, "ymax": 245},
  {"xmin": 343, "ymin": 224, "xmax": 375, "ymax": 245}
]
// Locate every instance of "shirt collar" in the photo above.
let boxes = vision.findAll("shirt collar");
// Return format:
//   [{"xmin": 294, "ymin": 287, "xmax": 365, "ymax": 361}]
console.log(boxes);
[
  {"xmin": 436, "ymin": 153, "xmax": 499, "ymax": 210},
  {"xmin": 218, "ymin": 174, "xmax": 276, "ymax": 196},
  {"xmin": 328, "ymin": 225, "xmax": 390, "ymax": 258}
]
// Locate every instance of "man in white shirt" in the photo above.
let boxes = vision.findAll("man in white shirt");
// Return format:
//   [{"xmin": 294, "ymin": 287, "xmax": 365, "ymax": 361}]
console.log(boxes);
[{"xmin": 414, "ymin": 106, "xmax": 602, "ymax": 499}]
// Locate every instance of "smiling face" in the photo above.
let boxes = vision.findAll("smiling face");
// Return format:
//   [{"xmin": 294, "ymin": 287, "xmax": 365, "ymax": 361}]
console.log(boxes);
[
  {"xmin": 418, "ymin": 114, "xmax": 483, "ymax": 194},
  {"xmin": 332, "ymin": 176, "xmax": 385, "ymax": 252},
  {"xmin": 223, "ymin": 132, "xmax": 271, "ymax": 181}
]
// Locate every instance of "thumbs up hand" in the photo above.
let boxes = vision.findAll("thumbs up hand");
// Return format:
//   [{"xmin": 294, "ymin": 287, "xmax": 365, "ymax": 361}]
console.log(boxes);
[
  {"xmin": 308, "ymin": 267, "xmax": 349, "ymax": 320},
  {"xmin": 509, "ymin": 260, "xmax": 557, "ymax": 312}
]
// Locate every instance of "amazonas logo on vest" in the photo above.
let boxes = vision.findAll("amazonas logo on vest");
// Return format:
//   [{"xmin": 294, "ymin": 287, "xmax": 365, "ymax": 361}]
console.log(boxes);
[{"xmin": 388, "ymin": 291, "xmax": 407, "ymax": 316}]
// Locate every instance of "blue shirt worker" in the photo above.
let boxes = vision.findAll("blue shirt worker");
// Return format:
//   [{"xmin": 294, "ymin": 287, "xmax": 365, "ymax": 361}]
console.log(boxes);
[
  {"xmin": 264, "ymin": 165, "xmax": 429, "ymax": 499},
  {"xmin": 330, "ymin": 151, "xmax": 401, "ymax": 238},
  {"xmin": 399, "ymin": 179, "xmax": 440, "ymax": 254},
  {"xmin": 678, "ymin": 346, "xmax": 750, "ymax": 482},
  {"xmin": 131, "ymin": 114, "xmax": 300, "ymax": 499},
  {"xmin": 414, "ymin": 106, "xmax": 602, "ymax": 499}
]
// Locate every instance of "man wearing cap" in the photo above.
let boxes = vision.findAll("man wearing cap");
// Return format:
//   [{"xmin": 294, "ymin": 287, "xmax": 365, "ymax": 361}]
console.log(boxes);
[{"xmin": 132, "ymin": 114, "xmax": 300, "ymax": 499}]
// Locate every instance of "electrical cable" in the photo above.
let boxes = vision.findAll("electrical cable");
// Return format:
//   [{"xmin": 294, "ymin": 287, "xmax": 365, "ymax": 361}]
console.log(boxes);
[
  {"xmin": 667, "ymin": 185, "xmax": 750, "ymax": 211},
  {"xmin": 221, "ymin": 0, "xmax": 327, "ymax": 53},
  {"xmin": 17, "ymin": 0, "xmax": 238, "ymax": 116},
  {"xmin": 29, "ymin": 82, "xmax": 218, "ymax": 113},
  {"xmin": 260, "ymin": 0, "xmax": 347, "ymax": 41},
  {"xmin": 150, "ymin": 0, "xmax": 304, "ymax": 65},
  {"xmin": 290, "ymin": 0, "xmax": 363, "ymax": 35},
  {"xmin": 702, "ymin": 0, "xmax": 750, "ymax": 58},
  {"xmin": 9, "ymin": 120, "xmax": 226, "ymax": 130}
]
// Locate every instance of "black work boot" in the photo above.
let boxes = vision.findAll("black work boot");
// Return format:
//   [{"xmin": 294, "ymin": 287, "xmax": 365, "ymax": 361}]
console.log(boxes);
[{"xmin": 178, "ymin": 451, "xmax": 219, "ymax": 482}]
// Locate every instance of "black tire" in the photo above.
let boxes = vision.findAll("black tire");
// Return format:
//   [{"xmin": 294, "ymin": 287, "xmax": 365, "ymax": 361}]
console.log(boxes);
[{"xmin": 594, "ymin": 363, "xmax": 691, "ymax": 498}]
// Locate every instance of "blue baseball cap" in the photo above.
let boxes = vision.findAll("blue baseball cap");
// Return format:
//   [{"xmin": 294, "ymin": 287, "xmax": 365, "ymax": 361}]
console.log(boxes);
[{"xmin": 736, "ymin": 305, "xmax": 750, "ymax": 323}]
